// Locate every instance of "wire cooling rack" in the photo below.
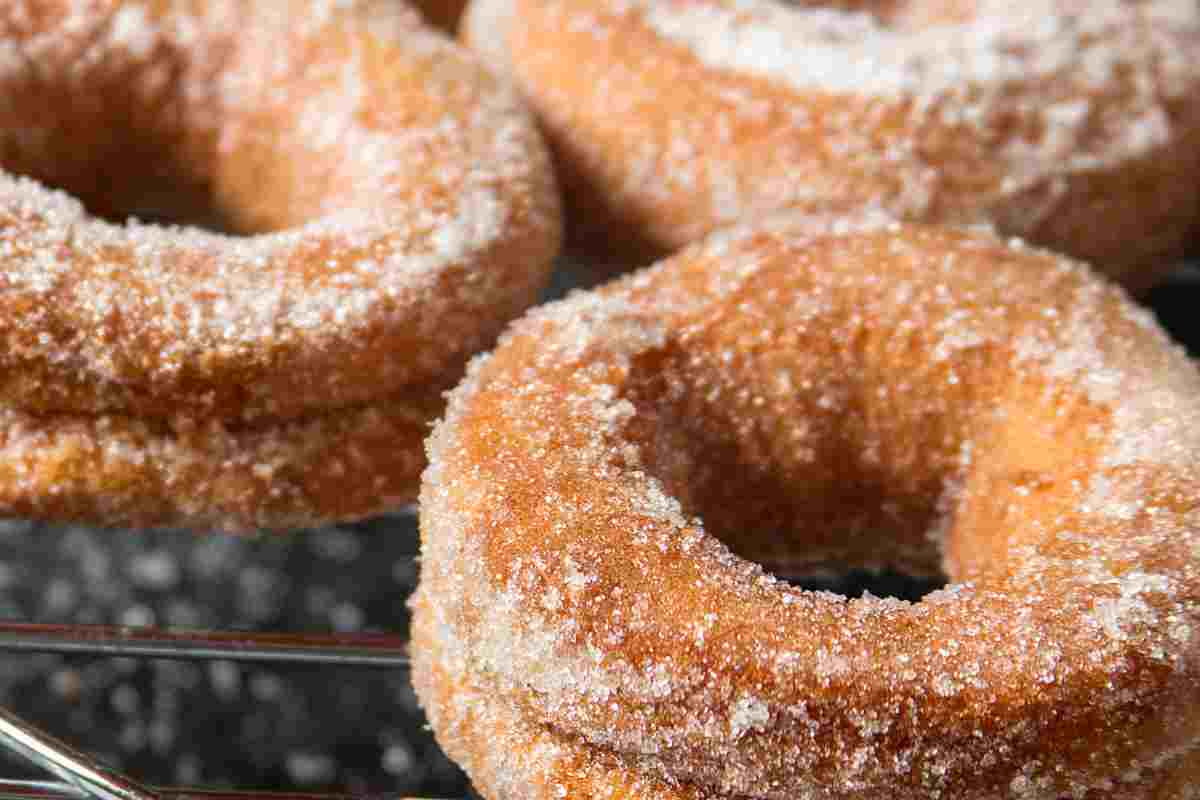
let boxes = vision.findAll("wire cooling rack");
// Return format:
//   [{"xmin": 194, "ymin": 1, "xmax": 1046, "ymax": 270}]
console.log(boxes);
[
  {"xmin": 0, "ymin": 264, "xmax": 1195, "ymax": 800},
  {"xmin": 0, "ymin": 510, "xmax": 452, "ymax": 798},
  {"xmin": 0, "ymin": 621, "xmax": 412, "ymax": 800}
]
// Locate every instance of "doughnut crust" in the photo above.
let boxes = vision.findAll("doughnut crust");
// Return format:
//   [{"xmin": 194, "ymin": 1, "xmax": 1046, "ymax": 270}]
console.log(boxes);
[
  {"xmin": 0, "ymin": 0, "xmax": 561, "ymax": 530},
  {"xmin": 463, "ymin": 0, "xmax": 1200, "ymax": 287},
  {"xmin": 412, "ymin": 219, "xmax": 1200, "ymax": 799}
]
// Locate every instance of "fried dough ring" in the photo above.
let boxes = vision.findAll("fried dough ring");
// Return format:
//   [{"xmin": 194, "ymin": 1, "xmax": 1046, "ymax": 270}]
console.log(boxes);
[
  {"xmin": 463, "ymin": 0, "xmax": 1200, "ymax": 288},
  {"xmin": 0, "ymin": 0, "xmax": 561, "ymax": 531},
  {"xmin": 413, "ymin": 218, "xmax": 1200, "ymax": 799}
]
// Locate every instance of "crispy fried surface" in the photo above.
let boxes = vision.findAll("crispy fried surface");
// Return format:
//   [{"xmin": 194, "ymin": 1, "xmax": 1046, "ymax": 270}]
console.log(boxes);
[
  {"xmin": 463, "ymin": 0, "xmax": 1200, "ymax": 287},
  {"xmin": 414, "ymin": 220, "xmax": 1200, "ymax": 799},
  {"xmin": 0, "ymin": 0, "xmax": 562, "ymax": 531}
]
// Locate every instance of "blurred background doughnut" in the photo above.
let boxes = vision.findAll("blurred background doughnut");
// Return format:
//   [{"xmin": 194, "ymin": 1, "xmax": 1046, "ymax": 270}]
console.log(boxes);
[{"xmin": 463, "ymin": 0, "xmax": 1200, "ymax": 289}]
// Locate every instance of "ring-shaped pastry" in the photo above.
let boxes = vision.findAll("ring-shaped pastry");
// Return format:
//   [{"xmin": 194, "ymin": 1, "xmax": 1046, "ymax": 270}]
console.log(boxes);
[
  {"xmin": 464, "ymin": 0, "xmax": 1200, "ymax": 288},
  {"xmin": 414, "ymin": 218, "xmax": 1200, "ymax": 799},
  {"xmin": 0, "ymin": 0, "xmax": 561, "ymax": 531}
]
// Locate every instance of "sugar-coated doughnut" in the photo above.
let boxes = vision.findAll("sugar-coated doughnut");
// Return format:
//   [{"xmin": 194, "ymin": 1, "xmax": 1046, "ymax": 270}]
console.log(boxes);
[
  {"xmin": 413, "ymin": 217, "xmax": 1200, "ymax": 799},
  {"xmin": 463, "ymin": 0, "xmax": 1200, "ymax": 288},
  {"xmin": 0, "ymin": 0, "xmax": 561, "ymax": 531}
]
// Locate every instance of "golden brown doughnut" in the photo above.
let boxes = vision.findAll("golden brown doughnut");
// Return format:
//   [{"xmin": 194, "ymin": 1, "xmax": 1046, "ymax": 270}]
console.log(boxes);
[
  {"xmin": 0, "ymin": 0, "xmax": 561, "ymax": 531},
  {"xmin": 412, "ymin": 218, "xmax": 1200, "ymax": 799},
  {"xmin": 463, "ymin": 0, "xmax": 1200, "ymax": 288}
]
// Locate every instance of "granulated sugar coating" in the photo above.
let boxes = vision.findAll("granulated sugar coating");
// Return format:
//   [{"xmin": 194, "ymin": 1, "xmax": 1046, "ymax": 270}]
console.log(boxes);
[
  {"xmin": 412, "ymin": 219, "xmax": 1200, "ymax": 800},
  {"xmin": 462, "ymin": 0, "xmax": 1200, "ymax": 287},
  {"xmin": 0, "ymin": 0, "xmax": 561, "ymax": 531}
]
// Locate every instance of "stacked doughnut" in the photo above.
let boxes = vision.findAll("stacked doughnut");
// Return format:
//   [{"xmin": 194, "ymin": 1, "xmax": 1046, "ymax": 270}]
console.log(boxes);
[
  {"xmin": 0, "ymin": 0, "xmax": 561, "ymax": 531},
  {"xmin": 4, "ymin": 0, "xmax": 1200, "ymax": 796},
  {"xmin": 412, "ymin": 219, "xmax": 1200, "ymax": 799},
  {"xmin": 463, "ymin": 0, "xmax": 1200, "ymax": 288}
]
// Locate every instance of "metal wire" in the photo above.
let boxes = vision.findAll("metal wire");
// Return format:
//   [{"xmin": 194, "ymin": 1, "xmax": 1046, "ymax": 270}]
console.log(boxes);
[
  {"xmin": 0, "ymin": 707, "xmax": 160, "ymax": 800},
  {"xmin": 0, "ymin": 778, "xmax": 415, "ymax": 800},
  {"xmin": 0, "ymin": 622, "xmax": 420, "ymax": 800},
  {"xmin": 0, "ymin": 623, "xmax": 409, "ymax": 668},
  {"xmin": 0, "ymin": 780, "xmax": 432, "ymax": 800},
  {"xmin": 0, "ymin": 780, "xmax": 87, "ymax": 800}
]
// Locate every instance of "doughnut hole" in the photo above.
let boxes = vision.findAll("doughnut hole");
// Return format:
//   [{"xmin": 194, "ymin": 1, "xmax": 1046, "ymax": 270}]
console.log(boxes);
[
  {"xmin": 0, "ymin": 91, "xmax": 229, "ymax": 231},
  {"xmin": 0, "ymin": 4, "xmax": 235, "ymax": 231},
  {"xmin": 618, "ymin": 311, "xmax": 1110, "ymax": 599},
  {"xmin": 0, "ymin": 3, "xmax": 471, "ymax": 237}
]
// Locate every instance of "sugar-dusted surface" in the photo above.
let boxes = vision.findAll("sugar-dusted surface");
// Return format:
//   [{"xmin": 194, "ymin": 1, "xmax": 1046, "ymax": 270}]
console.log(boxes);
[
  {"xmin": 0, "ymin": 0, "xmax": 561, "ymax": 530},
  {"xmin": 463, "ymin": 0, "xmax": 1200, "ymax": 285},
  {"xmin": 412, "ymin": 220, "xmax": 1200, "ymax": 799}
]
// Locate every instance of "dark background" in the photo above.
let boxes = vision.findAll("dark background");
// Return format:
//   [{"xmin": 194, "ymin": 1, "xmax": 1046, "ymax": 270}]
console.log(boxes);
[{"xmin": 0, "ymin": 263, "xmax": 1196, "ymax": 798}]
